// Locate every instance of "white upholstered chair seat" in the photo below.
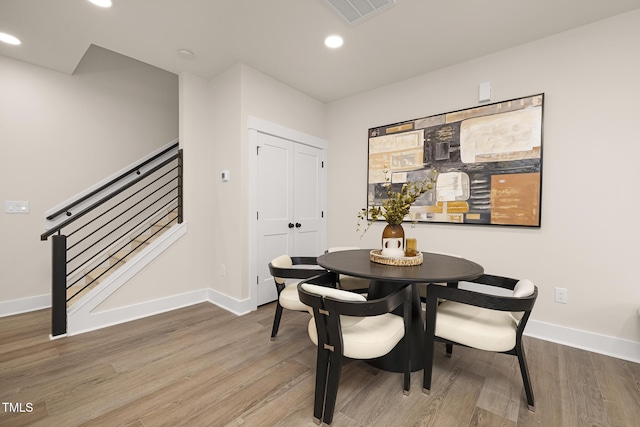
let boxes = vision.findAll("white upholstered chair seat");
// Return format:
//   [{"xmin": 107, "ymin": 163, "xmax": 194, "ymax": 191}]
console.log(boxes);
[
  {"xmin": 307, "ymin": 313, "xmax": 405, "ymax": 359},
  {"xmin": 435, "ymin": 301, "xmax": 518, "ymax": 352},
  {"xmin": 279, "ymin": 282, "xmax": 309, "ymax": 311}
]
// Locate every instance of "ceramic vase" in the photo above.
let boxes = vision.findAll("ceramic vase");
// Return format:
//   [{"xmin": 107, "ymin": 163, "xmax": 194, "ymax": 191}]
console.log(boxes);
[{"xmin": 381, "ymin": 224, "xmax": 405, "ymax": 257}]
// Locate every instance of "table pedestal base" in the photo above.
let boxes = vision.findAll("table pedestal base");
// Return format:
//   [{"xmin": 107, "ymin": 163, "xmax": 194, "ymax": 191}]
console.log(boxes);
[{"xmin": 366, "ymin": 280, "xmax": 424, "ymax": 373}]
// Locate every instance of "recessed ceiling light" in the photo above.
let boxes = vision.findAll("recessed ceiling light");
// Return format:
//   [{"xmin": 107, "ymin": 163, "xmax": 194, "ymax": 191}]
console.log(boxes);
[
  {"xmin": 0, "ymin": 32, "xmax": 21, "ymax": 45},
  {"xmin": 88, "ymin": 0, "xmax": 113, "ymax": 8},
  {"xmin": 324, "ymin": 35, "xmax": 344, "ymax": 49}
]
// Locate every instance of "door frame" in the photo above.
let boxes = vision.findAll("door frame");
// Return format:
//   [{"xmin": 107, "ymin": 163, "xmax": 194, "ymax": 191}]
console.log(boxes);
[{"xmin": 248, "ymin": 116, "xmax": 328, "ymax": 311}]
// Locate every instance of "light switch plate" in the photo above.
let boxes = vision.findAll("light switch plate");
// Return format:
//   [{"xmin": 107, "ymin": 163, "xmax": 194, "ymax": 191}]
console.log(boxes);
[{"xmin": 5, "ymin": 201, "xmax": 30, "ymax": 214}]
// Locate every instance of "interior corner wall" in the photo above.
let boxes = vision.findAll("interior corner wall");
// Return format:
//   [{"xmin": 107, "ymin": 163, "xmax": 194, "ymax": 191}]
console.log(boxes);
[
  {"xmin": 238, "ymin": 64, "xmax": 326, "ymax": 301},
  {"xmin": 0, "ymin": 46, "xmax": 178, "ymax": 309},
  {"xmin": 92, "ymin": 71, "xmax": 214, "ymax": 311},
  {"xmin": 325, "ymin": 10, "xmax": 640, "ymax": 346},
  {"xmin": 206, "ymin": 65, "xmax": 243, "ymax": 299},
  {"xmin": 99, "ymin": 64, "xmax": 326, "ymax": 310}
]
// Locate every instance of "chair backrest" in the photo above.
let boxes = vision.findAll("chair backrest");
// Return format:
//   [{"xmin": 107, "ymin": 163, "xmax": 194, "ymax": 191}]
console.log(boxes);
[
  {"xmin": 511, "ymin": 279, "xmax": 536, "ymax": 321},
  {"xmin": 298, "ymin": 272, "xmax": 411, "ymax": 350},
  {"xmin": 269, "ymin": 255, "xmax": 323, "ymax": 285},
  {"xmin": 271, "ymin": 255, "xmax": 293, "ymax": 284},
  {"xmin": 300, "ymin": 282, "xmax": 367, "ymax": 327},
  {"xmin": 296, "ymin": 272, "xmax": 364, "ymax": 325},
  {"xmin": 426, "ymin": 274, "xmax": 538, "ymax": 328}
]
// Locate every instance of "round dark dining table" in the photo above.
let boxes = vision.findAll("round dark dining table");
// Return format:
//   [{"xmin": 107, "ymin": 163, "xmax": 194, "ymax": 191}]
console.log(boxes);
[{"xmin": 317, "ymin": 249, "xmax": 484, "ymax": 372}]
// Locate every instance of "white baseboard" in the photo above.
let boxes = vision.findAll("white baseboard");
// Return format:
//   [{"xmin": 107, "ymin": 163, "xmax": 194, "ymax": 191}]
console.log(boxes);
[
  {"xmin": 67, "ymin": 287, "xmax": 252, "ymax": 336},
  {"xmin": 68, "ymin": 288, "xmax": 209, "ymax": 336},
  {"xmin": 0, "ymin": 294, "xmax": 50, "ymax": 317},
  {"xmin": 67, "ymin": 222, "xmax": 188, "ymax": 319},
  {"xmin": 207, "ymin": 288, "xmax": 253, "ymax": 316},
  {"xmin": 525, "ymin": 319, "xmax": 640, "ymax": 364},
  {"xmin": 4, "ymin": 290, "xmax": 638, "ymax": 364}
]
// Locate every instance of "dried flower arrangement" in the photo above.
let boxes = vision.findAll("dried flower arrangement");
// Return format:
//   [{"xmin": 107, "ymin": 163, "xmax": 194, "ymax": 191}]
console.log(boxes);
[{"xmin": 357, "ymin": 169, "xmax": 437, "ymax": 236}]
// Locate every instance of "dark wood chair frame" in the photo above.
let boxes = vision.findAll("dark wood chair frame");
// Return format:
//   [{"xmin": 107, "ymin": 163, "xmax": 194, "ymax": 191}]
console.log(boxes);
[
  {"xmin": 298, "ymin": 272, "xmax": 412, "ymax": 425},
  {"xmin": 423, "ymin": 274, "xmax": 538, "ymax": 411},
  {"xmin": 267, "ymin": 256, "xmax": 327, "ymax": 340}
]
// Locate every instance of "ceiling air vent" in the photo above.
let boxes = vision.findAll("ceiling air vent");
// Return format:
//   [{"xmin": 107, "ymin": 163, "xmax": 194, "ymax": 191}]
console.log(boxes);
[{"xmin": 323, "ymin": 0, "xmax": 396, "ymax": 26}]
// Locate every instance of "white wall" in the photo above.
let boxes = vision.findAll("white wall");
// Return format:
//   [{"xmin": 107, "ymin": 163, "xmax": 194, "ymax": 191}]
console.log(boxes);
[
  {"xmin": 238, "ymin": 64, "xmax": 327, "ymax": 300},
  {"xmin": 326, "ymin": 10, "xmax": 640, "ymax": 350},
  {"xmin": 0, "ymin": 45, "xmax": 178, "ymax": 310},
  {"xmin": 93, "ymin": 71, "xmax": 214, "ymax": 310},
  {"xmin": 99, "ymin": 64, "xmax": 326, "ymax": 310}
]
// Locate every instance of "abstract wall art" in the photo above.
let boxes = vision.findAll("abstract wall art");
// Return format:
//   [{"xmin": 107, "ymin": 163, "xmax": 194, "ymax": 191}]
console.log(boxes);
[{"xmin": 367, "ymin": 94, "xmax": 544, "ymax": 227}]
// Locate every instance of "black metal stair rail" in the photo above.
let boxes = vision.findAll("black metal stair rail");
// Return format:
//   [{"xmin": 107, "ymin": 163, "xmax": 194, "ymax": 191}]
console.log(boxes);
[
  {"xmin": 41, "ymin": 148, "xmax": 183, "ymax": 338},
  {"xmin": 45, "ymin": 142, "xmax": 179, "ymax": 221}
]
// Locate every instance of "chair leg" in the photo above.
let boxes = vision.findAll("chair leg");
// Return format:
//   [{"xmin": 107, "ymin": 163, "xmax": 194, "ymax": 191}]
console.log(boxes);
[
  {"xmin": 403, "ymin": 290, "xmax": 411, "ymax": 395},
  {"xmin": 321, "ymin": 351, "xmax": 343, "ymax": 425},
  {"xmin": 403, "ymin": 345, "xmax": 411, "ymax": 395},
  {"xmin": 313, "ymin": 345, "xmax": 330, "ymax": 423},
  {"xmin": 445, "ymin": 343, "xmax": 453, "ymax": 358},
  {"xmin": 423, "ymin": 303, "xmax": 437, "ymax": 394},
  {"xmin": 516, "ymin": 341, "xmax": 535, "ymax": 411},
  {"xmin": 423, "ymin": 337, "xmax": 435, "ymax": 394},
  {"xmin": 270, "ymin": 302, "xmax": 284, "ymax": 340}
]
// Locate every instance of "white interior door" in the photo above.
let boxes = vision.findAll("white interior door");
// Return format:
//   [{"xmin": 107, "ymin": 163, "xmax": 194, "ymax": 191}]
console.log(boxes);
[
  {"xmin": 257, "ymin": 133, "xmax": 294, "ymax": 306},
  {"xmin": 293, "ymin": 143, "xmax": 323, "ymax": 256},
  {"xmin": 256, "ymin": 132, "xmax": 326, "ymax": 306}
]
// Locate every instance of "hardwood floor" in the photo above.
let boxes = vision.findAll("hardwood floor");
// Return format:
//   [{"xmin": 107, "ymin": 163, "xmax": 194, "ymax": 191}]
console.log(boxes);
[{"xmin": 1, "ymin": 303, "xmax": 639, "ymax": 426}]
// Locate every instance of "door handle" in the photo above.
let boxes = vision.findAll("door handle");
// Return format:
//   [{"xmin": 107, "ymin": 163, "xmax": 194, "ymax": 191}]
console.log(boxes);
[
  {"xmin": 295, "ymin": 223, "xmax": 302, "ymax": 228},
  {"xmin": 288, "ymin": 223, "xmax": 295, "ymax": 228}
]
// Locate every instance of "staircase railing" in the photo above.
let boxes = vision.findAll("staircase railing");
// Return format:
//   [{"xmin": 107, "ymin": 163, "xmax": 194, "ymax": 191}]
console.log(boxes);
[{"xmin": 41, "ymin": 146, "xmax": 183, "ymax": 338}]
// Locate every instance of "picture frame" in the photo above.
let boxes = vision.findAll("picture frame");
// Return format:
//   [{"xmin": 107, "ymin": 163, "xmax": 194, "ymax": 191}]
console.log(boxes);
[{"xmin": 367, "ymin": 93, "xmax": 544, "ymax": 227}]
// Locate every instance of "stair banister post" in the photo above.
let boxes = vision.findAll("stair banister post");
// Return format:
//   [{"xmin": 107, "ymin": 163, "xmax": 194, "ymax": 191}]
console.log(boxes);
[
  {"xmin": 177, "ymin": 148, "xmax": 183, "ymax": 224},
  {"xmin": 51, "ymin": 234, "xmax": 67, "ymax": 337}
]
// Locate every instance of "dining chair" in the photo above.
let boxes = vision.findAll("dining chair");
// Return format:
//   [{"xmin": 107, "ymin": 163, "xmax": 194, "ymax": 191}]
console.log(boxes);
[
  {"xmin": 297, "ymin": 272, "xmax": 412, "ymax": 425},
  {"xmin": 418, "ymin": 252, "xmax": 463, "ymax": 303},
  {"xmin": 326, "ymin": 247, "xmax": 369, "ymax": 293},
  {"xmin": 268, "ymin": 255, "xmax": 326, "ymax": 340},
  {"xmin": 422, "ymin": 274, "xmax": 538, "ymax": 411}
]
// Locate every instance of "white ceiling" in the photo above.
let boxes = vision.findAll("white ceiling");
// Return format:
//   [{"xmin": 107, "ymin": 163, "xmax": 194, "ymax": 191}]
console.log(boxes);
[{"xmin": 2, "ymin": 0, "xmax": 640, "ymax": 103}]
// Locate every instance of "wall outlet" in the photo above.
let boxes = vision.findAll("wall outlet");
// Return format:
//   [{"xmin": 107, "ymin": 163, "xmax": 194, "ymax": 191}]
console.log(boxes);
[
  {"xmin": 555, "ymin": 287, "xmax": 568, "ymax": 304},
  {"xmin": 220, "ymin": 264, "xmax": 226, "ymax": 277}
]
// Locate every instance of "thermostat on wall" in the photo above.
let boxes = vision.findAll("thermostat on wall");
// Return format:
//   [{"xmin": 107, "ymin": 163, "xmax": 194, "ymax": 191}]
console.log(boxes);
[{"xmin": 221, "ymin": 170, "xmax": 230, "ymax": 182}]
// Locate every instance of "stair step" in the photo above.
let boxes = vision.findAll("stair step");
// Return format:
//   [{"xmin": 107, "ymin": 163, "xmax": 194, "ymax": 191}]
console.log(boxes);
[
  {"xmin": 65, "ymin": 265, "xmax": 114, "ymax": 303},
  {"xmin": 151, "ymin": 213, "xmax": 178, "ymax": 231},
  {"xmin": 131, "ymin": 232, "xmax": 160, "ymax": 246},
  {"xmin": 67, "ymin": 281, "xmax": 98, "ymax": 304},
  {"xmin": 68, "ymin": 208, "xmax": 180, "ymax": 304},
  {"xmin": 85, "ymin": 266, "xmax": 115, "ymax": 285},
  {"xmin": 110, "ymin": 242, "xmax": 149, "ymax": 265}
]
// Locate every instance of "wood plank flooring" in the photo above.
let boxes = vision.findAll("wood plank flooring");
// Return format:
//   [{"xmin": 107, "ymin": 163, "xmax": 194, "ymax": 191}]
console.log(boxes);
[{"xmin": 1, "ymin": 303, "xmax": 639, "ymax": 426}]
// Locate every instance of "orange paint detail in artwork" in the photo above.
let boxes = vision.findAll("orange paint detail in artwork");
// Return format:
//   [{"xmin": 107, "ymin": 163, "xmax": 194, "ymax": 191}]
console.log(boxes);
[
  {"xmin": 425, "ymin": 201, "xmax": 469, "ymax": 214},
  {"xmin": 490, "ymin": 173, "xmax": 540, "ymax": 226}
]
